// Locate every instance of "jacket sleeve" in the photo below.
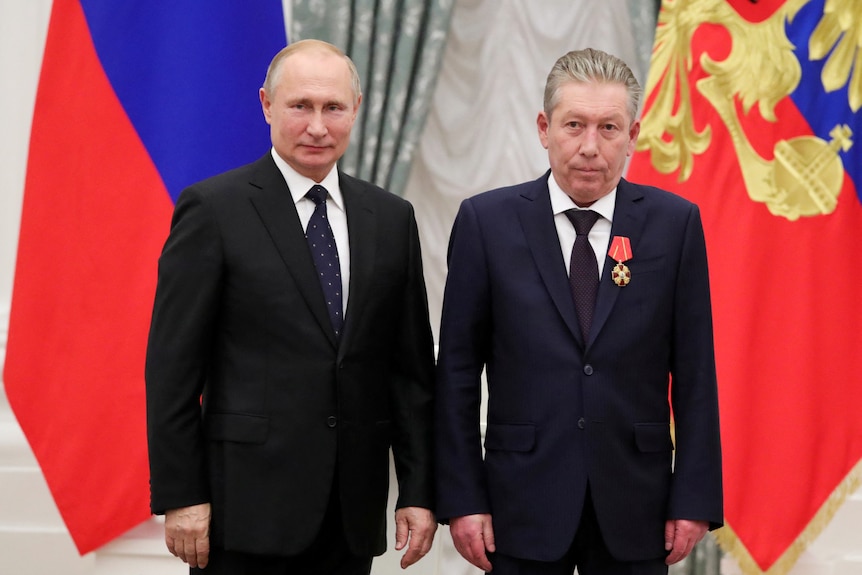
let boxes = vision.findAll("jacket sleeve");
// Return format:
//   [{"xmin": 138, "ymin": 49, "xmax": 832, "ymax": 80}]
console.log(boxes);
[
  {"xmin": 145, "ymin": 186, "xmax": 222, "ymax": 514},
  {"xmin": 389, "ymin": 203, "xmax": 437, "ymax": 511},
  {"xmin": 667, "ymin": 203, "xmax": 724, "ymax": 529},
  {"xmin": 434, "ymin": 198, "xmax": 493, "ymax": 522}
]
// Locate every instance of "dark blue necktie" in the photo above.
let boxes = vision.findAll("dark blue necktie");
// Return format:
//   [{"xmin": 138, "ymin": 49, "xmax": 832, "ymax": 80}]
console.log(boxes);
[
  {"xmin": 305, "ymin": 185, "xmax": 343, "ymax": 338},
  {"xmin": 566, "ymin": 210, "xmax": 600, "ymax": 341}
]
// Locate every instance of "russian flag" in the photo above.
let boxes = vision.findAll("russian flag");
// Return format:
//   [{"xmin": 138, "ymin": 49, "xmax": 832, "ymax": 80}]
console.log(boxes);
[{"xmin": 3, "ymin": 0, "xmax": 286, "ymax": 554}]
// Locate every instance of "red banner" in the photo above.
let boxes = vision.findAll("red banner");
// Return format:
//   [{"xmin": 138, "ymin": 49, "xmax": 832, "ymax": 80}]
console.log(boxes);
[{"xmin": 628, "ymin": 1, "xmax": 862, "ymax": 573}]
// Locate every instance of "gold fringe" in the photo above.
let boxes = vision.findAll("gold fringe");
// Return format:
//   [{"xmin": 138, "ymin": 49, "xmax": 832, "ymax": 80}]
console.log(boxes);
[{"xmin": 715, "ymin": 459, "xmax": 862, "ymax": 575}]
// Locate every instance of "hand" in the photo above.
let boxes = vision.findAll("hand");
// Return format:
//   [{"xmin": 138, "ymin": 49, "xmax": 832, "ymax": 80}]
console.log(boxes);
[
  {"xmin": 449, "ymin": 513, "xmax": 495, "ymax": 572},
  {"xmin": 165, "ymin": 503, "xmax": 212, "ymax": 569},
  {"xmin": 664, "ymin": 518, "xmax": 708, "ymax": 565},
  {"xmin": 394, "ymin": 506, "xmax": 437, "ymax": 568}
]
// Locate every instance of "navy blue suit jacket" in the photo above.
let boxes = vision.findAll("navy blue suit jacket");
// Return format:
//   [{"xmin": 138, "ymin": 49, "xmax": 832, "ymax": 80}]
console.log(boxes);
[{"xmin": 435, "ymin": 173, "xmax": 722, "ymax": 562}]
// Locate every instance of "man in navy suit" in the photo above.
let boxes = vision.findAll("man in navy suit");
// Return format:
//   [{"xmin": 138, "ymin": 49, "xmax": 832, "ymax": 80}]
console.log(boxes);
[
  {"xmin": 146, "ymin": 40, "xmax": 436, "ymax": 574},
  {"xmin": 435, "ymin": 48, "xmax": 722, "ymax": 575}
]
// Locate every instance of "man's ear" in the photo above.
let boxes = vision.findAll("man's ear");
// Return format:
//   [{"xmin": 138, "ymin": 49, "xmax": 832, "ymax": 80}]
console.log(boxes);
[
  {"xmin": 537, "ymin": 111, "xmax": 550, "ymax": 149},
  {"xmin": 626, "ymin": 120, "xmax": 641, "ymax": 156},
  {"xmin": 260, "ymin": 88, "xmax": 272, "ymax": 124}
]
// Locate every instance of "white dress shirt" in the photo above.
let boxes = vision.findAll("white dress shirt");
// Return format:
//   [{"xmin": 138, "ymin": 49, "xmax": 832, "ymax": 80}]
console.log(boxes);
[
  {"xmin": 270, "ymin": 148, "xmax": 350, "ymax": 314},
  {"xmin": 548, "ymin": 174, "xmax": 616, "ymax": 280}
]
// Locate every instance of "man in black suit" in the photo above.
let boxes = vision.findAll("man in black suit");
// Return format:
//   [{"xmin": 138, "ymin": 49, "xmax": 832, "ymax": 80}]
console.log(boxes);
[
  {"xmin": 145, "ymin": 39, "xmax": 436, "ymax": 574},
  {"xmin": 435, "ymin": 48, "xmax": 722, "ymax": 575}
]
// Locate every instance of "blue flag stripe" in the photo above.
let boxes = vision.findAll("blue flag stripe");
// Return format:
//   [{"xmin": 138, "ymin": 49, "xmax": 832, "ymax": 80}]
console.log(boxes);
[
  {"xmin": 79, "ymin": 1, "xmax": 287, "ymax": 201},
  {"xmin": 787, "ymin": 0, "xmax": 861, "ymax": 200}
]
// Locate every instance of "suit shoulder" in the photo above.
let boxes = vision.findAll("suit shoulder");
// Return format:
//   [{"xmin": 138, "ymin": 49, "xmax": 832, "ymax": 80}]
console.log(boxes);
[
  {"xmin": 177, "ymin": 155, "xmax": 270, "ymax": 202},
  {"xmin": 340, "ymin": 172, "xmax": 415, "ymax": 212},
  {"xmin": 628, "ymin": 179, "xmax": 699, "ymax": 212},
  {"xmin": 461, "ymin": 175, "xmax": 546, "ymax": 211}
]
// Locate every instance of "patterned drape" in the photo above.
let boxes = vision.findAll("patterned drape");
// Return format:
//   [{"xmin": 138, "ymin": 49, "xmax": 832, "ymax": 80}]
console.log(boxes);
[{"xmin": 290, "ymin": 0, "xmax": 455, "ymax": 196}]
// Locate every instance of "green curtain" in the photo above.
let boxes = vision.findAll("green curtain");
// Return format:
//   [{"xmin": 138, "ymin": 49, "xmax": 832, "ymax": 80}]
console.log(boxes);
[{"xmin": 290, "ymin": 0, "xmax": 455, "ymax": 196}]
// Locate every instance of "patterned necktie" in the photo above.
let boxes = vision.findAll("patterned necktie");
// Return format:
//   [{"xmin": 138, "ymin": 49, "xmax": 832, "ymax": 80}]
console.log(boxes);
[
  {"xmin": 565, "ymin": 210, "xmax": 600, "ymax": 341},
  {"xmin": 305, "ymin": 185, "xmax": 343, "ymax": 338}
]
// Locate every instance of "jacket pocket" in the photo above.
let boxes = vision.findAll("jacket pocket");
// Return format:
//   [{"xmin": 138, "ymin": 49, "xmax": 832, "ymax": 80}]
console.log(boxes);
[
  {"xmin": 205, "ymin": 412, "xmax": 269, "ymax": 444},
  {"xmin": 484, "ymin": 423, "xmax": 536, "ymax": 452},
  {"xmin": 634, "ymin": 422, "xmax": 673, "ymax": 452}
]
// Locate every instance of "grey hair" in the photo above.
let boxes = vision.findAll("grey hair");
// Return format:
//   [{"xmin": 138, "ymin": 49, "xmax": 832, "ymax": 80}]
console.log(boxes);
[
  {"xmin": 262, "ymin": 39, "xmax": 362, "ymax": 103},
  {"xmin": 543, "ymin": 47, "xmax": 642, "ymax": 121}
]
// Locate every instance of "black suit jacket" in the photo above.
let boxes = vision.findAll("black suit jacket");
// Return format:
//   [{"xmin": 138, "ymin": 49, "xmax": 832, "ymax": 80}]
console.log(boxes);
[
  {"xmin": 435, "ymin": 174, "xmax": 722, "ymax": 562},
  {"xmin": 146, "ymin": 153, "xmax": 435, "ymax": 557}
]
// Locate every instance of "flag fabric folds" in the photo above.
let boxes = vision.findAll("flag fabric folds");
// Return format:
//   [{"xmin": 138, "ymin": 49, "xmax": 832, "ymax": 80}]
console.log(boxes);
[
  {"xmin": 3, "ymin": 0, "xmax": 286, "ymax": 554},
  {"xmin": 628, "ymin": 0, "xmax": 862, "ymax": 573}
]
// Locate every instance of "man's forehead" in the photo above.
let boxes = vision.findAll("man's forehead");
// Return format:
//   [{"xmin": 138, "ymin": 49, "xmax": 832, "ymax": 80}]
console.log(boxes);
[{"xmin": 553, "ymin": 83, "xmax": 629, "ymax": 116}]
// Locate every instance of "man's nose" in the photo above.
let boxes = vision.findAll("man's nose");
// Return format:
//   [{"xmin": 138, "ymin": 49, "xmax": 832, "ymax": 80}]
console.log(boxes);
[
  {"xmin": 307, "ymin": 111, "xmax": 327, "ymax": 136},
  {"xmin": 579, "ymin": 127, "xmax": 599, "ymax": 156}
]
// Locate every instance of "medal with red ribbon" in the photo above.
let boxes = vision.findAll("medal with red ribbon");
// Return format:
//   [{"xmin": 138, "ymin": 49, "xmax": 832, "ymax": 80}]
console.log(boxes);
[{"xmin": 608, "ymin": 236, "xmax": 632, "ymax": 287}]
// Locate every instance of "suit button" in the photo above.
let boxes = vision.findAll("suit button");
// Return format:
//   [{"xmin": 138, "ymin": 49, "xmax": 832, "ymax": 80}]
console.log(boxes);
[
  {"xmin": 326, "ymin": 416, "xmax": 337, "ymax": 428},
  {"xmin": 578, "ymin": 417, "xmax": 586, "ymax": 429},
  {"xmin": 583, "ymin": 364, "xmax": 594, "ymax": 375}
]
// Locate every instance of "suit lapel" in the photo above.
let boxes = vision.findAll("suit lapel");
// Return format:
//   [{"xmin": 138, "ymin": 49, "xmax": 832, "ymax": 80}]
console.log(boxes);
[
  {"xmin": 338, "ymin": 173, "xmax": 376, "ymax": 352},
  {"xmin": 518, "ymin": 174, "xmax": 583, "ymax": 345},
  {"xmin": 247, "ymin": 155, "xmax": 339, "ymax": 348},
  {"xmin": 589, "ymin": 178, "xmax": 647, "ymax": 345}
]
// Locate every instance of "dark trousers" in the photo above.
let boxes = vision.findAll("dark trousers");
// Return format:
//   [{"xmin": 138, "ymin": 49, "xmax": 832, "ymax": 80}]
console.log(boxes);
[
  {"xmin": 488, "ymin": 489, "xmax": 668, "ymax": 575},
  {"xmin": 193, "ymin": 482, "xmax": 373, "ymax": 575}
]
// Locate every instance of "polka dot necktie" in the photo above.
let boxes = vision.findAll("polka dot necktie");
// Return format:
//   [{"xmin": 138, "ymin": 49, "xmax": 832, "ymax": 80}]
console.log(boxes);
[
  {"xmin": 565, "ymin": 210, "xmax": 600, "ymax": 341},
  {"xmin": 305, "ymin": 185, "xmax": 343, "ymax": 338}
]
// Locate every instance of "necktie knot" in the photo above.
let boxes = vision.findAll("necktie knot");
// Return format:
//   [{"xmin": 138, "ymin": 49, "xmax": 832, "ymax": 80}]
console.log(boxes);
[
  {"xmin": 565, "ymin": 209, "xmax": 600, "ymax": 235},
  {"xmin": 306, "ymin": 185, "xmax": 328, "ymax": 206}
]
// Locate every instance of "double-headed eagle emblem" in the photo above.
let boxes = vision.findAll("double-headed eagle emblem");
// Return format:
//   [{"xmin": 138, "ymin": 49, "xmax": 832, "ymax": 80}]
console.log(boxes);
[{"xmin": 638, "ymin": 0, "xmax": 859, "ymax": 220}]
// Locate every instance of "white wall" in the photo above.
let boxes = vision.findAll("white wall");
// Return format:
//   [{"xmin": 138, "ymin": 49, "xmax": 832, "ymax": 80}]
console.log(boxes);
[{"xmin": 1, "ymin": 2, "xmax": 861, "ymax": 575}]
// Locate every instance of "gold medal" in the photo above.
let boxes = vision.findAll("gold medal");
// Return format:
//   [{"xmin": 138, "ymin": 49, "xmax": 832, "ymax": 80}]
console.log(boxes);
[
  {"xmin": 611, "ymin": 262, "xmax": 631, "ymax": 286},
  {"xmin": 607, "ymin": 236, "xmax": 633, "ymax": 287}
]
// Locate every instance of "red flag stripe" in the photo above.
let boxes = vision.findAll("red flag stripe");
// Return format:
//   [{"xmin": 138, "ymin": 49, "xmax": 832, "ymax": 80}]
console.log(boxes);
[{"xmin": 4, "ymin": 0, "xmax": 173, "ymax": 552}]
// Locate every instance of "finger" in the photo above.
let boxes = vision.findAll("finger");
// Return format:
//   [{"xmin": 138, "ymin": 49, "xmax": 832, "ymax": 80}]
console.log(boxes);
[
  {"xmin": 419, "ymin": 526, "xmax": 435, "ymax": 556},
  {"xmin": 664, "ymin": 520, "xmax": 674, "ymax": 552},
  {"xmin": 665, "ymin": 534, "xmax": 693, "ymax": 565},
  {"xmin": 400, "ymin": 525, "xmax": 434, "ymax": 569},
  {"xmin": 196, "ymin": 535, "xmax": 210, "ymax": 569},
  {"xmin": 468, "ymin": 534, "xmax": 492, "ymax": 572},
  {"xmin": 483, "ymin": 520, "xmax": 496, "ymax": 553},
  {"xmin": 400, "ymin": 541, "xmax": 423, "ymax": 569},
  {"xmin": 165, "ymin": 534, "xmax": 178, "ymax": 557},
  {"xmin": 186, "ymin": 545, "xmax": 198, "ymax": 568},
  {"xmin": 451, "ymin": 533, "xmax": 477, "ymax": 569},
  {"xmin": 399, "ymin": 532, "xmax": 419, "ymax": 568},
  {"xmin": 175, "ymin": 537, "xmax": 190, "ymax": 565},
  {"xmin": 394, "ymin": 514, "xmax": 409, "ymax": 551}
]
